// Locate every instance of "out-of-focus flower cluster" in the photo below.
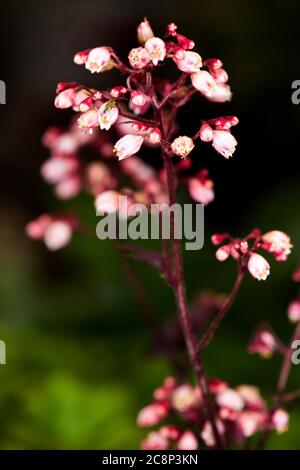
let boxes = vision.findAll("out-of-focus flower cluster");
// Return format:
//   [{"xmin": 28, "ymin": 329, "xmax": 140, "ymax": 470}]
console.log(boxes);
[{"xmin": 137, "ymin": 376, "xmax": 289, "ymax": 449}]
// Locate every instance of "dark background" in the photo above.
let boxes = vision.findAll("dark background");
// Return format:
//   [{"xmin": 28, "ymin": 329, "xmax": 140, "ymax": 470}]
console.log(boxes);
[{"xmin": 0, "ymin": 0, "xmax": 300, "ymax": 449}]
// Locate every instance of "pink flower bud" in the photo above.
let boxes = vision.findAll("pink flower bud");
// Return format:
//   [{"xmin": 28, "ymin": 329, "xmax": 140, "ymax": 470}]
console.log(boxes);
[
  {"xmin": 26, "ymin": 215, "xmax": 52, "ymax": 240},
  {"xmin": 212, "ymin": 68, "xmax": 228, "ymax": 83},
  {"xmin": 260, "ymin": 230, "xmax": 292, "ymax": 261},
  {"xmin": 85, "ymin": 47, "xmax": 111, "ymax": 73},
  {"xmin": 159, "ymin": 425, "xmax": 180, "ymax": 440},
  {"xmin": 149, "ymin": 128, "xmax": 161, "ymax": 144},
  {"xmin": 188, "ymin": 177, "xmax": 214, "ymax": 205},
  {"xmin": 54, "ymin": 88, "xmax": 77, "ymax": 109},
  {"xmin": 137, "ymin": 402, "xmax": 169, "ymax": 427},
  {"xmin": 77, "ymin": 109, "xmax": 99, "ymax": 130},
  {"xmin": 171, "ymin": 136, "xmax": 194, "ymax": 158},
  {"xmin": 212, "ymin": 130, "xmax": 237, "ymax": 159},
  {"xmin": 44, "ymin": 220, "xmax": 72, "ymax": 251},
  {"xmin": 54, "ymin": 175, "xmax": 82, "ymax": 199},
  {"xmin": 177, "ymin": 430, "xmax": 198, "ymax": 450},
  {"xmin": 173, "ymin": 50, "xmax": 202, "ymax": 73},
  {"xmin": 271, "ymin": 409, "xmax": 289, "ymax": 433},
  {"xmin": 98, "ymin": 101, "xmax": 119, "ymax": 130},
  {"xmin": 177, "ymin": 34, "xmax": 195, "ymax": 50},
  {"xmin": 114, "ymin": 134, "xmax": 144, "ymax": 160},
  {"xmin": 73, "ymin": 49, "xmax": 90, "ymax": 65},
  {"xmin": 248, "ymin": 329, "xmax": 276, "ymax": 358},
  {"xmin": 153, "ymin": 377, "xmax": 177, "ymax": 401},
  {"xmin": 137, "ymin": 18, "xmax": 154, "ymax": 45},
  {"xmin": 287, "ymin": 299, "xmax": 300, "ymax": 323},
  {"xmin": 211, "ymin": 233, "xmax": 229, "ymax": 245},
  {"xmin": 191, "ymin": 70, "xmax": 217, "ymax": 97},
  {"xmin": 199, "ymin": 122, "xmax": 213, "ymax": 142},
  {"xmin": 130, "ymin": 90, "xmax": 147, "ymax": 107},
  {"xmin": 145, "ymin": 37, "xmax": 166, "ymax": 65},
  {"xmin": 205, "ymin": 58, "xmax": 223, "ymax": 70},
  {"xmin": 247, "ymin": 253, "xmax": 270, "ymax": 281},
  {"xmin": 141, "ymin": 431, "xmax": 169, "ymax": 450},
  {"xmin": 167, "ymin": 23, "xmax": 177, "ymax": 36},
  {"xmin": 215, "ymin": 244, "xmax": 231, "ymax": 262},
  {"xmin": 208, "ymin": 378, "xmax": 228, "ymax": 394},
  {"xmin": 110, "ymin": 86, "xmax": 127, "ymax": 98},
  {"xmin": 128, "ymin": 47, "xmax": 151, "ymax": 69}
]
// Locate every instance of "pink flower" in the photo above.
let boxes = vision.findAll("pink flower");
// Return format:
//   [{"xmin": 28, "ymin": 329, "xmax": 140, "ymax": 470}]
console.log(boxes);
[
  {"xmin": 114, "ymin": 134, "xmax": 144, "ymax": 160},
  {"xmin": 260, "ymin": 230, "xmax": 292, "ymax": 261},
  {"xmin": 247, "ymin": 253, "xmax": 270, "ymax": 281},
  {"xmin": 271, "ymin": 409, "xmax": 289, "ymax": 433},
  {"xmin": 41, "ymin": 157, "xmax": 79, "ymax": 184},
  {"xmin": 44, "ymin": 220, "xmax": 73, "ymax": 251},
  {"xmin": 171, "ymin": 384, "xmax": 198, "ymax": 412},
  {"xmin": 137, "ymin": 18, "xmax": 154, "ymax": 45},
  {"xmin": 128, "ymin": 47, "xmax": 151, "ymax": 69},
  {"xmin": 137, "ymin": 402, "xmax": 169, "ymax": 427},
  {"xmin": 95, "ymin": 190, "xmax": 122, "ymax": 215},
  {"xmin": 171, "ymin": 136, "xmax": 194, "ymax": 158},
  {"xmin": 248, "ymin": 329, "xmax": 276, "ymax": 358},
  {"xmin": 188, "ymin": 177, "xmax": 214, "ymax": 205},
  {"xmin": 217, "ymin": 389, "xmax": 244, "ymax": 420},
  {"xmin": 145, "ymin": 37, "xmax": 166, "ymax": 65},
  {"xmin": 77, "ymin": 109, "xmax": 99, "ymax": 131},
  {"xmin": 141, "ymin": 431, "xmax": 169, "ymax": 450},
  {"xmin": 287, "ymin": 299, "xmax": 300, "ymax": 323},
  {"xmin": 212, "ymin": 130, "xmax": 237, "ymax": 159},
  {"xmin": 236, "ymin": 385, "xmax": 265, "ymax": 411},
  {"xmin": 207, "ymin": 83, "xmax": 232, "ymax": 102},
  {"xmin": 200, "ymin": 420, "xmax": 225, "ymax": 447},
  {"xmin": 173, "ymin": 50, "xmax": 202, "ymax": 73},
  {"xmin": 177, "ymin": 430, "xmax": 198, "ymax": 450},
  {"xmin": 191, "ymin": 70, "xmax": 217, "ymax": 97},
  {"xmin": 236, "ymin": 411, "xmax": 264, "ymax": 437},
  {"xmin": 54, "ymin": 175, "xmax": 82, "ymax": 199},
  {"xmin": 199, "ymin": 122, "xmax": 213, "ymax": 142},
  {"xmin": 54, "ymin": 88, "xmax": 77, "ymax": 109},
  {"xmin": 85, "ymin": 47, "xmax": 111, "ymax": 73},
  {"xmin": 215, "ymin": 244, "xmax": 231, "ymax": 262},
  {"xmin": 98, "ymin": 101, "xmax": 119, "ymax": 130}
]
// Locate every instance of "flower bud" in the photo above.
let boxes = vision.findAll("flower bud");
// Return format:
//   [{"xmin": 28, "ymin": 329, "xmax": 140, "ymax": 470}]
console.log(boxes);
[
  {"xmin": 247, "ymin": 253, "xmax": 270, "ymax": 281},
  {"xmin": 137, "ymin": 18, "xmax": 154, "ymax": 45}
]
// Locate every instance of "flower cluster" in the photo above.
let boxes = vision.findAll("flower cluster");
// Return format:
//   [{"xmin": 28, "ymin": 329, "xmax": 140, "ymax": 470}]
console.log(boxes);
[
  {"xmin": 26, "ymin": 19, "xmax": 296, "ymax": 450},
  {"xmin": 212, "ymin": 229, "xmax": 292, "ymax": 281},
  {"xmin": 137, "ymin": 376, "xmax": 289, "ymax": 449}
]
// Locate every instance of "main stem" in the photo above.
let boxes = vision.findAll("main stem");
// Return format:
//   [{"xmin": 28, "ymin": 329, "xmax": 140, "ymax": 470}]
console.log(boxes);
[{"xmin": 160, "ymin": 143, "xmax": 223, "ymax": 448}]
